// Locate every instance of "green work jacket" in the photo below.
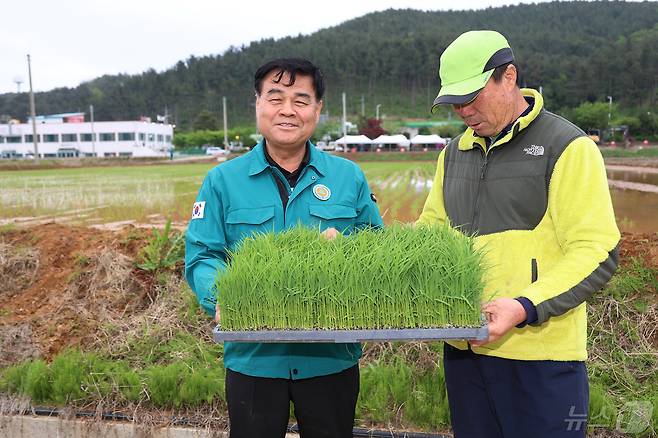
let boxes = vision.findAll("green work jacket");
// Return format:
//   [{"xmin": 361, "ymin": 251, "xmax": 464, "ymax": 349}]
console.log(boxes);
[{"xmin": 185, "ymin": 141, "xmax": 383, "ymax": 379}]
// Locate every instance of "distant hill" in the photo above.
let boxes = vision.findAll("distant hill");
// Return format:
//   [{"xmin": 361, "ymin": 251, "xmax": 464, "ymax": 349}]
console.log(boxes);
[{"xmin": 1, "ymin": 1, "xmax": 657, "ymax": 129}]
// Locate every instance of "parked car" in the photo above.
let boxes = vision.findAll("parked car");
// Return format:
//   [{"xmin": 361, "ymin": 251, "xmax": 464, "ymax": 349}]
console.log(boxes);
[
  {"xmin": 205, "ymin": 146, "xmax": 229, "ymax": 156},
  {"xmin": 315, "ymin": 141, "xmax": 336, "ymax": 151}
]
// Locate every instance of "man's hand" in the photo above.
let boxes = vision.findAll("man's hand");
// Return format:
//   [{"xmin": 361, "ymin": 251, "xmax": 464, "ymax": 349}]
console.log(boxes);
[
  {"xmin": 470, "ymin": 298, "xmax": 527, "ymax": 347},
  {"xmin": 215, "ymin": 304, "xmax": 221, "ymax": 324},
  {"xmin": 321, "ymin": 227, "xmax": 339, "ymax": 240}
]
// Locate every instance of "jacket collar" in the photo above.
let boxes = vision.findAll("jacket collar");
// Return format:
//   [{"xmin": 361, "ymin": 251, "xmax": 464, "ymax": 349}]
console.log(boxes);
[
  {"xmin": 248, "ymin": 140, "xmax": 327, "ymax": 177},
  {"xmin": 458, "ymin": 88, "xmax": 543, "ymax": 151}
]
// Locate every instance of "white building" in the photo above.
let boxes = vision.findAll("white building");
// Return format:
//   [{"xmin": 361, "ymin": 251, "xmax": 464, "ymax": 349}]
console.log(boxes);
[{"xmin": 0, "ymin": 113, "xmax": 174, "ymax": 159}]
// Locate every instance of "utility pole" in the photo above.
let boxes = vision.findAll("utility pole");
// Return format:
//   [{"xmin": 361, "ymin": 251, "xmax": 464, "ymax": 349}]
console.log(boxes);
[
  {"xmin": 376, "ymin": 104, "xmax": 382, "ymax": 121},
  {"xmin": 27, "ymin": 54, "xmax": 38, "ymax": 160},
  {"xmin": 607, "ymin": 95, "xmax": 613, "ymax": 121},
  {"xmin": 89, "ymin": 105, "xmax": 96, "ymax": 157},
  {"xmin": 342, "ymin": 92, "xmax": 347, "ymax": 138},
  {"xmin": 361, "ymin": 95, "xmax": 365, "ymax": 117},
  {"xmin": 223, "ymin": 96, "xmax": 228, "ymax": 149}
]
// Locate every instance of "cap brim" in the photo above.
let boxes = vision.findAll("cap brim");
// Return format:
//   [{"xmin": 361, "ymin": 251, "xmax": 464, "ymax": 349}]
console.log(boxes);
[
  {"xmin": 430, "ymin": 69, "xmax": 493, "ymax": 112},
  {"xmin": 431, "ymin": 89, "xmax": 482, "ymax": 112}
]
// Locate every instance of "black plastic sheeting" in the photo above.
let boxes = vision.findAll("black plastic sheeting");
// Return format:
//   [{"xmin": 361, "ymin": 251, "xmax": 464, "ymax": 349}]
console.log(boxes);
[{"xmin": 29, "ymin": 406, "xmax": 452, "ymax": 437}]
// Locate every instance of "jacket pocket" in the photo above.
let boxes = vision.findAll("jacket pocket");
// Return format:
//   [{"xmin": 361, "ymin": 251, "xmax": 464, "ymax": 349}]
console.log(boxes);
[
  {"xmin": 308, "ymin": 204, "xmax": 357, "ymax": 232},
  {"xmin": 225, "ymin": 206, "xmax": 275, "ymax": 245},
  {"xmin": 531, "ymin": 258, "xmax": 538, "ymax": 283}
]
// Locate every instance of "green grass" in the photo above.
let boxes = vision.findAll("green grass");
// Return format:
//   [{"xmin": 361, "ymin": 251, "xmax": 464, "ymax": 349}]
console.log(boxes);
[
  {"xmin": 339, "ymin": 150, "xmax": 441, "ymax": 162},
  {"xmin": 587, "ymin": 258, "xmax": 658, "ymax": 436},
  {"xmin": 358, "ymin": 357, "xmax": 450, "ymax": 429},
  {"xmin": 600, "ymin": 146, "xmax": 658, "ymax": 158},
  {"xmin": 0, "ymin": 349, "xmax": 226, "ymax": 408},
  {"xmin": 217, "ymin": 225, "xmax": 484, "ymax": 331}
]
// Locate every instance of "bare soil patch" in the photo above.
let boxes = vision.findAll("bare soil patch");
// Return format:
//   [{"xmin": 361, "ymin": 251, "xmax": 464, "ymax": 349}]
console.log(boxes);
[{"xmin": 0, "ymin": 224, "xmax": 155, "ymax": 362}]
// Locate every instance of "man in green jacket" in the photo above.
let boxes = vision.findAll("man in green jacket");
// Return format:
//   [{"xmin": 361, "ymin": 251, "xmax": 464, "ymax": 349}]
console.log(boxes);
[
  {"xmin": 185, "ymin": 58, "xmax": 382, "ymax": 438},
  {"xmin": 417, "ymin": 31, "xmax": 620, "ymax": 438}
]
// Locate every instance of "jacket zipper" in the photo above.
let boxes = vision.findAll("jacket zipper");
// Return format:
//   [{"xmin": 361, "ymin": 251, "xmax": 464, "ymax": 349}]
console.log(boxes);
[
  {"xmin": 270, "ymin": 169, "xmax": 291, "ymax": 223},
  {"xmin": 480, "ymin": 154, "xmax": 489, "ymax": 179},
  {"xmin": 470, "ymin": 146, "xmax": 489, "ymax": 229}
]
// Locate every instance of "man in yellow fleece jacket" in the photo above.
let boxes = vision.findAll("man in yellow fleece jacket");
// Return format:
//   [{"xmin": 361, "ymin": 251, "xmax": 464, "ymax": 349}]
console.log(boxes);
[{"xmin": 417, "ymin": 30, "xmax": 620, "ymax": 438}]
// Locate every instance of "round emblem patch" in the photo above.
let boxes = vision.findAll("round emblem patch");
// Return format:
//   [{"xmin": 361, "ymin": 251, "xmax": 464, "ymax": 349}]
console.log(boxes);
[{"xmin": 312, "ymin": 184, "xmax": 331, "ymax": 201}]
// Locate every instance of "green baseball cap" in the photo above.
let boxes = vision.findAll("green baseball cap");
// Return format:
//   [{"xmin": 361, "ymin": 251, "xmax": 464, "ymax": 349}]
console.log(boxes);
[{"xmin": 432, "ymin": 30, "xmax": 514, "ymax": 110}]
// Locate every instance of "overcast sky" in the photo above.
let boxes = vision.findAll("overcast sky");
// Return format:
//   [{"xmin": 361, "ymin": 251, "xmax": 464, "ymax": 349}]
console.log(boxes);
[{"xmin": 1, "ymin": 0, "xmax": 558, "ymax": 94}]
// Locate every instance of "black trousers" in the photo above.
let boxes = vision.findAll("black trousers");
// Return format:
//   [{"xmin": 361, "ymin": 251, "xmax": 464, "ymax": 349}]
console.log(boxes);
[
  {"xmin": 444, "ymin": 344, "xmax": 589, "ymax": 438},
  {"xmin": 225, "ymin": 365, "xmax": 359, "ymax": 438}
]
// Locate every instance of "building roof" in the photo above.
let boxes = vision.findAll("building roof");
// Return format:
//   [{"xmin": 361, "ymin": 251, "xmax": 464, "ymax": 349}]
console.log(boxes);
[{"xmin": 34, "ymin": 112, "xmax": 85, "ymax": 119}]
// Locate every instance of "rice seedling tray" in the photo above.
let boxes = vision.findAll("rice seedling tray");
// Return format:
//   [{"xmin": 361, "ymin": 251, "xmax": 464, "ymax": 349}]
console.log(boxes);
[{"xmin": 212, "ymin": 325, "xmax": 488, "ymax": 343}]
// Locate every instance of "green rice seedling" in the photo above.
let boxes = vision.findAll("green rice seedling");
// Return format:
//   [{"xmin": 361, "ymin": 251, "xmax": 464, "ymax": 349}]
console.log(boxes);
[{"xmin": 216, "ymin": 224, "xmax": 485, "ymax": 331}]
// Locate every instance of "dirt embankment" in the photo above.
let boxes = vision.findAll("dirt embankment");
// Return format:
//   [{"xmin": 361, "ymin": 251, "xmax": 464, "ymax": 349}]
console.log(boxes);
[
  {"xmin": 0, "ymin": 224, "xmax": 157, "ymax": 365},
  {"xmin": 0, "ymin": 225, "xmax": 656, "ymax": 368}
]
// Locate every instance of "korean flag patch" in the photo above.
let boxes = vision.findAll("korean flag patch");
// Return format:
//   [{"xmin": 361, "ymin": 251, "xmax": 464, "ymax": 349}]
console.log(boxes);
[{"xmin": 192, "ymin": 201, "xmax": 206, "ymax": 220}]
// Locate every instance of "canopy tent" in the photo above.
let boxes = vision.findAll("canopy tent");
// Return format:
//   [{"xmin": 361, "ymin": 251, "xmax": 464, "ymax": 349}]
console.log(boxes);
[
  {"xmin": 410, "ymin": 134, "xmax": 447, "ymax": 145},
  {"xmin": 371, "ymin": 134, "xmax": 411, "ymax": 147},
  {"xmin": 334, "ymin": 135, "xmax": 372, "ymax": 145}
]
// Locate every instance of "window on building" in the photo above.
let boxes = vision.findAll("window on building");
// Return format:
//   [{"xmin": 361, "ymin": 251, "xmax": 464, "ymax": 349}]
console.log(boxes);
[
  {"xmin": 165, "ymin": 135, "xmax": 172, "ymax": 143},
  {"xmin": 62, "ymin": 133, "xmax": 78, "ymax": 142},
  {"xmin": 80, "ymin": 133, "xmax": 96, "ymax": 142},
  {"xmin": 6, "ymin": 136, "xmax": 21, "ymax": 143},
  {"xmin": 0, "ymin": 136, "xmax": 4, "ymax": 143},
  {"xmin": 44, "ymin": 134, "xmax": 59, "ymax": 143},
  {"xmin": 148, "ymin": 134, "xmax": 155, "ymax": 142},
  {"xmin": 157, "ymin": 134, "xmax": 164, "ymax": 142},
  {"xmin": 118, "ymin": 152, "xmax": 133, "ymax": 157},
  {"xmin": 100, "ymin": 133, "xmax": 116, "ymax": 142},
  {"xmin": 118, "ymin": 132, "xmax": 135, "ymax": 141},
  {"xmin": 24, "ymin": 134, "xmax": 41, "ymax": 143},
  {"xmin": 139, "ymin": 133, "xmax": 145, "ymax": 141}
]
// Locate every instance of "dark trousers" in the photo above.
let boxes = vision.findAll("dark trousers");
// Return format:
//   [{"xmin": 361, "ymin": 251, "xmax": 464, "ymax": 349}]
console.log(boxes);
[
  {"xmin": 225, "ymin": 365, "xmax": 359, "ymax": 438},
  {"xmin": 444, "ymin": 343, "xmax": 589, "ymax": 438}
]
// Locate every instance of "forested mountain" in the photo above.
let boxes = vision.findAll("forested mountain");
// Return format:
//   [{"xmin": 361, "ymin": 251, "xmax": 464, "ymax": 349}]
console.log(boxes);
[{"xmin": 1, "ymin": 1, "xmax": 657, "ymax": 128}]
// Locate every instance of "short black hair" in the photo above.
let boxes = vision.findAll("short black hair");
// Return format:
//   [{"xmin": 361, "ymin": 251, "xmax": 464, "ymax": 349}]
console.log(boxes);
[
  {"xmin": 491, "ymin": 61, "xmax": 521, "ymax": 86},
  {"xmin": 254, "ymin": 58, "xmax": 325, "ymax": 100}
]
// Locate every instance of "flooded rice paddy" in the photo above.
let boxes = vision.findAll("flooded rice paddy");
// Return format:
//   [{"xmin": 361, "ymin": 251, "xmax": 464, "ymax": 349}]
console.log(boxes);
[{"xmin": 0, "ymin": 161, "xmax": 655, "ymax": 233}]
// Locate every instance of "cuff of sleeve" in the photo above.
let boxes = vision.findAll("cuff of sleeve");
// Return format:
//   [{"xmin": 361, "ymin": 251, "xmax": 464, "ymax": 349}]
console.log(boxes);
[
  {"xmin": 192, "ymin": 263, "xmax": 224, "ymax": 317},
  {"xmin": 515, "ymin": 297, "xmax": 538, "ymax": 328}
]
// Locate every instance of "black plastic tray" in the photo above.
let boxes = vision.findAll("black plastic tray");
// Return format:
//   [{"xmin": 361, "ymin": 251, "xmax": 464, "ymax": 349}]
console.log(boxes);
[{"xmin": 213, "ymin": 325, "xmax": 488, "ymax": 343}]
